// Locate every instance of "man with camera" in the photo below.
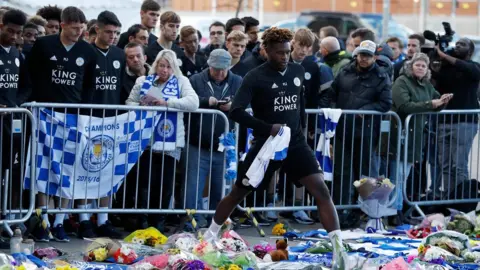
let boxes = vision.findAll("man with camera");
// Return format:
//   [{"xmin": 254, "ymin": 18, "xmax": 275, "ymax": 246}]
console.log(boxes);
[{"xmin": 432, "ymin": 37, "xmax": 480, "ymax": 199}]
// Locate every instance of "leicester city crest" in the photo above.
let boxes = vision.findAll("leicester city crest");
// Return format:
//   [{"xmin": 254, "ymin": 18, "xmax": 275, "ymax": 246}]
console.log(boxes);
[
  {"xmin": 157, "ymin": 118, "xmax": 175, "ymax": 139},
  {"xmin": 82, "ymin": 135, "xmax": 114, "ymax": 172}
]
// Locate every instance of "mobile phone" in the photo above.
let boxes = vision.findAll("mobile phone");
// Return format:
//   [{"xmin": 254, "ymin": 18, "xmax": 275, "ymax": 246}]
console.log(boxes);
[{"xmin": 217, "ymin": 100, "xmax": 230, "ymax": 105}]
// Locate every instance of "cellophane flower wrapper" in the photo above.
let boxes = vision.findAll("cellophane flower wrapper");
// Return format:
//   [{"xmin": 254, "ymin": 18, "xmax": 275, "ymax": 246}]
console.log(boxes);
[
  {"xmin": 201, "ymin": 251, "xmax": 232, "ymax": 268},
  {"xmin": 33, "ymin": 248, "xmax": 66, "ymax": 260},
  {"xmin": 134, "ymin": 254, "xmax": 169, "ymax": 268},
  {"xmin": 355, "ymin": 177, "xmax": 396, "ymax": 220},
  {"xmin": 231, "ymin": 251, "xmax": 258, "ymax": 268},
  {"xmin": 120, "ymin": 243, "xmax": 163, "ymax": 257},
  {"xmin": 83, "ymin": 238, "xmax": 121, "ymax": 261},
  {"xmin": 124, "ymin": 227, "xmax": 168, "ymax": 247}
]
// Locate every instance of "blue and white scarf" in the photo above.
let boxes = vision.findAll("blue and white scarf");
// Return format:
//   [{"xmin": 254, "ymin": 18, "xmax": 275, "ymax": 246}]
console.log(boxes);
[
  {"xmin": 140, "ymin": 74, "xmax": 180, "ymax": 151},
  {"xmin": 315, "ymin": 109, "xmax": 342, "ymax": 181}
]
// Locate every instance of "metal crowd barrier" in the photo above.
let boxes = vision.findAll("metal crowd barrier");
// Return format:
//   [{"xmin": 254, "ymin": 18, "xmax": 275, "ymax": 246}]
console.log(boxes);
[
  {"xmin": 234, "ymin": 109, "xmax": 402, "ymax": 235},
  {"xmin": 20, "ymin": 103, "xmax": 230, "ymax": 231},
  {"xmin": 403, "ymin": 110, "xmax": 480, "ymax": 218},
  {"xmin": 0, "ymin": 108, "xmax": 36, "ymax": 236}
]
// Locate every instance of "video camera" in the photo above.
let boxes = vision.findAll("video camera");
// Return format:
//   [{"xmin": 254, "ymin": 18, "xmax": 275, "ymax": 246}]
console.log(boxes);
[
  {"xmin": 423, "ymin": 22, "xmax": 455, "ymax": 53},
  {"xmin": 422, "ymin": 22, "xmax": 455, "ymax": 70}
]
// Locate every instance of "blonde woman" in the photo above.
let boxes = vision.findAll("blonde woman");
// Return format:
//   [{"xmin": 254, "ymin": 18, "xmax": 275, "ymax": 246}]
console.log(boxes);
[
  {"xmin": 389, "ymin": 52, "xmax": 452, "ymax": 223},
  {"xmin": 127, "ymin": 49, "xmax": 199, "ymax": 232}
]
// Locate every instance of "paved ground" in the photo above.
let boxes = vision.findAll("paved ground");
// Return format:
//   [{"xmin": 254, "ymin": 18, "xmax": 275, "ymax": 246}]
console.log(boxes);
[{"xmin": 0, "ymin": 220, "xmax": 322, "ymax": 256}]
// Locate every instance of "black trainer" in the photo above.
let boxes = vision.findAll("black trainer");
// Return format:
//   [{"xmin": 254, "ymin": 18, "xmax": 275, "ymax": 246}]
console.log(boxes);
[
  {"xmin": 78, "ymin": 220, "xmax": 96, "ymax": 239},
  {"xmin": 97, "ymin": 220, "xmax": 122, "ymax": 239}
]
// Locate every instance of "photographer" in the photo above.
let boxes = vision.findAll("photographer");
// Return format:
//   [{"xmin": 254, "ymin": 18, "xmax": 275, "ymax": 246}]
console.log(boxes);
[{"xmin": 432, "ymin": 38, "xmax": 480, "ymax": 198}]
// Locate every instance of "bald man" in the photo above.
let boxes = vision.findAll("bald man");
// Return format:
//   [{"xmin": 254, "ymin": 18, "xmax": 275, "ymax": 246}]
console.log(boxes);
[{"xmin": 320, "ymin": 36, "xmax": 351, "ymax": 77}]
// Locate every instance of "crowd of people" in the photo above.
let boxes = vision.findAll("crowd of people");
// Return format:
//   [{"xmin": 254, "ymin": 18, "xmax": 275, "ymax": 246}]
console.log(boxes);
[{"xmin": 0, "ymin": 1, "xmax": 479, "ymax": 257}]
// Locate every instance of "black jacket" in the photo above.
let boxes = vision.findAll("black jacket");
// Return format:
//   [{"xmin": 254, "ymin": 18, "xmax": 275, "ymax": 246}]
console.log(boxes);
[
  {"xmin": 332, "ymin": 61, "xmax": 392, "ymax": 137},
  {"xmin": 393, "ymin": 59, "xmax": 406, "ymax": 81},
  {"xmin": 189, "ymin": 69, "xmax": 242, "ymax": 149},
  {"xmin": 145, "ymin": 41, "xmax": 184, "ymax": 65},
  {"xmin": 121, "ymin": 64, "xmax": 150, "ymax": 104},
  {"xmin": 242, "ymin": 43, "xmax": 265, "ymax": 70},
  {"xmin": 432, "ymin": 52, "xmax": 480, "ymax": 122},
  {"xmin": 230, "ymin": 61, "xmax": 250, "ymax": 77}
]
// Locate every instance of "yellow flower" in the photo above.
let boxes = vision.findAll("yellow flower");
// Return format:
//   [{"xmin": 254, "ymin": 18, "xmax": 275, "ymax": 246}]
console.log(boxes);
[
  {"xmin": 93, "ymin": 247, "xmax": 108, "ymax": 262},
  {"xmin": 15, "ymin": 266, "xmax": 26, "ymax": 270},
  {"xmin": 55, "ymin": 266, "xmax": 79, "ymax": 270},
  {"xmin": 418, "ymin": 244, "xmax": 425, "ymax": 254},
  {"xmin": 219, "ymin": 267, "xmax": 226, "ymax": 270},
  {"xmin": 272, "ymin": 223, "xmax": 287, "ymax": 236},
  {"xmin": 228, "ymin": 265, "xmax": 242, "ymax": 270}
]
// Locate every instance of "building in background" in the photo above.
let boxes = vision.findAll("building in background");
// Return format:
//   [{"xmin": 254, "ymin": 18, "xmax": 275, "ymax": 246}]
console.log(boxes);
[{"xmin": 172, "ymin": 0, "xmax": 479, "ymax": 16}]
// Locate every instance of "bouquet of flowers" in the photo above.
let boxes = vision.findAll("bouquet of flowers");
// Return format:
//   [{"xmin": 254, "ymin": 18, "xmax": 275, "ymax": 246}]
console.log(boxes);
[
  {"xmin": 83, "ymin": 238, "xmax": 120, "ymax": 262},
  {"xmin": 353, "ymin": 176, "xmax": 396, "ymax": 232},
  {"xmin": 113, "ymin": 246, "xmax": 138, "ymax": 264},
  {"xmin": 124, "ymin": 227, "xmax": 168, "ymax": 247}
]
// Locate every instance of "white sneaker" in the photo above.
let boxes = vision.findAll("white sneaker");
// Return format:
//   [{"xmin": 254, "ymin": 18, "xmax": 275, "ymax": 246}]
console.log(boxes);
[
  {"xmin": 293, "ymin": 210, "xmax": 314, "ymax": 225},
  {"xmin": 265, "ymin": 203, "xmax": 278, "ymax": 222}
]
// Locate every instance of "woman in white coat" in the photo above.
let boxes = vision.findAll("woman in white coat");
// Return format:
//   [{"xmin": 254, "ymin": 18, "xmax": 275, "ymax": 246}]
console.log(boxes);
[{"xmin": 127, "ymin": 49, "xmax": 199, "ymax": 232}]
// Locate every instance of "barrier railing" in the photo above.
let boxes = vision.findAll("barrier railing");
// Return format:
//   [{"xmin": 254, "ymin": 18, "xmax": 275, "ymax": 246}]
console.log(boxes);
[
  {"xmin": 0, "ymin": 108, "xmax": 36, "ymax": 236},
  {"xmin": 233, "ymin": 109, "xmax": 402, "ymax": 234},
  {"xmin": 403, "ymin": 110, "xmax": 480, "ymax": 218},
  {"xmin": 20, "ymin": 102, "xmax": 230, "ymax": 231}
]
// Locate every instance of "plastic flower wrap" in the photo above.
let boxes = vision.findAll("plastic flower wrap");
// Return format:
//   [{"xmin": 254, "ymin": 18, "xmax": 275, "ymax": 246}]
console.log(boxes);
[
  {"xmin": 354, "ymin": 176, "xmax": 396, "ymax": 232},
  {"xmin": 134, "ymin": 254, "xmax": 169, "ymax": 268},
  {"xmin": 168, "ymin": 250, "xmax": 197, "ymax": 266},
  {"xmin": 172, "ymin": 237, "xmax": 199, "ymax": 253},
  {"xmin": 124, "ymin": 227, "xmax": 168, "ymax": 247},
  {"xmin": 231, "ymin": 251, "xmax": 257, "ymax": 268},
  {"xmin": 423, "ymin": 230, "xmax": 470, "ymax": 257},
  {"xmin": 417, "ymin": 244, "xmax": 462, "ymax": 263},
  {"xmin": 33, "ymin": 248, "xmax": 66, "ymax": 259},
  {"xmin": 193, "ymin": 241, "xmax": 215, "ymax": 257},
  {"xmin": 201, "ymin": 251, "xmax": 232, "ymax": 267},
  {"xmin": 113, "ymin": 246, "xmax": 138, "ymax": 264},
  {"xmin": 85, "ymin": 247, "xmax": 108, "ymax": 262},
  {"xmin": 84, "ymin": 238, "xmax": 121, "ymax": 262},
  {"xmin": 253, "ymin": 242, "xmax": 274, "ymax": 259},
  {"xmin": 220, "ymin": 238, "xmax": 248, "ymax": 253}
]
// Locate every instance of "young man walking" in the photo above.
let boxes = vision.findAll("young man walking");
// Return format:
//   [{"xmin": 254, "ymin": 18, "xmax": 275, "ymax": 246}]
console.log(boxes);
[{"xmin": 202, "ymin": 27, "xmax": 347, "ymax": 269}]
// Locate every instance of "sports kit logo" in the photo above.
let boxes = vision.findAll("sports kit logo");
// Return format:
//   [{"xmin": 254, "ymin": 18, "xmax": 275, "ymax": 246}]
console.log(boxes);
[
  {"xmin": 82, "ymin": 135, "xmax": 114, "ymax": 172},
  {"xmin": 157, "ymin": 118, "xmax": 175, "ymax": 139}
]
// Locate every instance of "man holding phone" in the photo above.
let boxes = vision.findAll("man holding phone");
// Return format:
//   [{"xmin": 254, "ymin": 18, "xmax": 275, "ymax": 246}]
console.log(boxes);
[{"xmin": 185, "ymin": 49, "xmax": 243, "ymax": 230}]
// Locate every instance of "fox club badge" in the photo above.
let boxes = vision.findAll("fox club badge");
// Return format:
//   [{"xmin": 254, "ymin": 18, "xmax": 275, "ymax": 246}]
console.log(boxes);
[
  {"xmin": 157, "ymin": 118, "xmax": 175, "ymax": 138},
  {"xmin": 82, "ymin": 135, "xmax": 114, "ymax": 172},
  {"xmin": 305, "ymin": 72, "xmax": 311, "ymax": 80},
  {"xmin": 15, "ymin": 58, "xmax": 19, "ymax": 67},
  {"xmin": 76, "ymin": 57, "xmax": 85, "ymax": 67},
  {"xmin": 113, "ymin": 60, "xmax": 120, "ymax": 69},
  {"xmin": 294, "ymin": 77, "xmax": 301, "ymax": 87}
]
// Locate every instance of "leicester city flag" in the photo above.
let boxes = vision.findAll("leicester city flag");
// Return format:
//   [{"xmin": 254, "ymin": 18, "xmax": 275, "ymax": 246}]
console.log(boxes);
[{"xmin": 24, "ymin": 108, "xmax": 161, "ymax": 199}]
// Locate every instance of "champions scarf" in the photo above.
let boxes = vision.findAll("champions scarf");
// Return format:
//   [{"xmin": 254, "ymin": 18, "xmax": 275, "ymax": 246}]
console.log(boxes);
[
  {"xmin": 140, "ymin": 75, "xmax": 180, "ymax": 151},
  {"xmin": 24, "ymin": 108, "xmax": 160, "ymax": 199}
]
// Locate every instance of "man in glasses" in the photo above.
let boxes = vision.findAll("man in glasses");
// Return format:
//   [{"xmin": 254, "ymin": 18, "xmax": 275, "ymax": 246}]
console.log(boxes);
[{"xmin": 201, "ymin": 21, "xmax": 226, "ymax": 58}]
